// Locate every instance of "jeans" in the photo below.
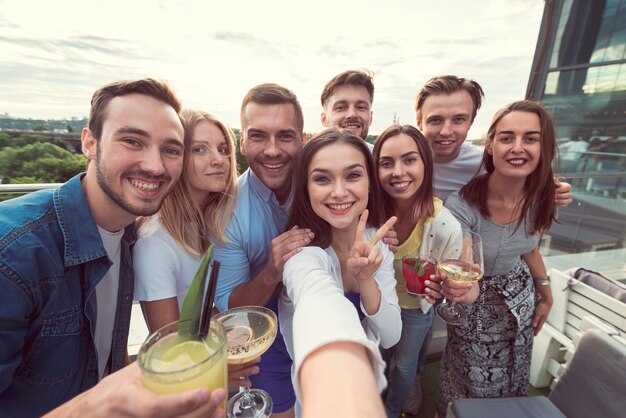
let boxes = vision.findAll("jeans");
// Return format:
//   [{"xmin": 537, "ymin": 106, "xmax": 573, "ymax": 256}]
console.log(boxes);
[{"xmin": 384, "ymin": 307, "xmax": 435, "ymax": 418}]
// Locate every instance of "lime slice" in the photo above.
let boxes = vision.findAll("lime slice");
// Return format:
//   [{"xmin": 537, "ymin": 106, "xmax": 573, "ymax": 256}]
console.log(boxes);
[
  {"xmin": 226, "ymin": 325, "xmax": 253, "ymax": 346},
  {"xmin": 161, "ymin": 340, "xmax": 209, "ymax": 363}
]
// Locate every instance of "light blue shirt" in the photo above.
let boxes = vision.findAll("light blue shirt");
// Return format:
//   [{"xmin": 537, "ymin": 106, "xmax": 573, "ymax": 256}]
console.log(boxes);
[{"xmin": 213, "ymin": 168, "xmax": 292, "ymax": 312}]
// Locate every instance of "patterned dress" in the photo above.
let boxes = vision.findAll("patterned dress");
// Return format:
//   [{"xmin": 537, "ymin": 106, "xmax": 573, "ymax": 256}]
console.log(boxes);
[{"xmin": 437, "ymin": 260, "xmax": 536, "ymax": 416}]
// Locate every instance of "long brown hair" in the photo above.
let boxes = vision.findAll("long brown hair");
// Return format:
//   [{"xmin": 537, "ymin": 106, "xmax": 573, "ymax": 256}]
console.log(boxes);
[
  {"xmin": 460, "ymin": 100, "xmax": 557, "ymax": 234},
  {"xmin": 373, "ymin": 124, "xmax": 435, "ymax": 223},
  {"xmin": 287, "ymin": 128, "xmax": 385, "ymax": 249},
  {"xmin": 139, "ymin": 109, "xmax": 238, "ymax": 255}
]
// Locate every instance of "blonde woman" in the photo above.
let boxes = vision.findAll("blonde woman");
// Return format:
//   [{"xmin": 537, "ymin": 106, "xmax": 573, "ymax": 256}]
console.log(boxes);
[{"xmin": 133, "ymin": 110, "xmax": 258, "ymax": 385}]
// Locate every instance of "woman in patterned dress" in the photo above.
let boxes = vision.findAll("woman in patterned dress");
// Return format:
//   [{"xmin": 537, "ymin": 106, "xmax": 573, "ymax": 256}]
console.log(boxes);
[{"xmin": 437, "ymin": 100, "xmax": 557, "ymax": 416}]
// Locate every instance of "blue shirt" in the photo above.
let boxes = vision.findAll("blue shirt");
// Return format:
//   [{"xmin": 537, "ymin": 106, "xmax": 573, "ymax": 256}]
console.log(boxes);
[
  {"xmin": 212, "ymin": 168, "xmax": 294, "ymax": 397},
  {"xmin": 213, "ymin": 168, "xmax": 292, "ymax": 312},
  {"xmin": 0, "ymin": 174, "xmax": 136, "ymax": 418}
]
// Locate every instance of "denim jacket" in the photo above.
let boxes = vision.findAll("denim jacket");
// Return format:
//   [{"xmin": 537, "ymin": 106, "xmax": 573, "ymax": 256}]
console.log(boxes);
[{"xmin": 0, "ymin": 174, "xmax": 136, "ymax": 418}]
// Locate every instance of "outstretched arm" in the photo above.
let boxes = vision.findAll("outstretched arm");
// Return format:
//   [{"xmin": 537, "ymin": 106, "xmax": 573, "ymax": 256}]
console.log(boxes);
[{"xmin": 300, "ymin": 342, "xmax": 386, "ymax": 418}]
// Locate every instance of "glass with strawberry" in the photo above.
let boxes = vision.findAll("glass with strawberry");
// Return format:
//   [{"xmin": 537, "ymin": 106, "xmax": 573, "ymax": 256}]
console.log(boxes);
[{"xmin": 401, "ymin": 255, "xmax": 437, "ymax": 296}]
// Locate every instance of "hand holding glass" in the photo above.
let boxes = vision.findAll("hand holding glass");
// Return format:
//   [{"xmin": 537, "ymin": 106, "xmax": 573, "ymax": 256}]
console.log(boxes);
[
  {"xmin": 436, "ymin": 231, "xmax": 484, "ymax": 325},
  {"xmin": 402, "ymin": 255, "xmax": 437, "ymax": 296},
  {"xmin": 138, "ymin": 319, "xmax": 227, "ymax": 408},
  {"xmin": 214, "ymin": 306, "xmax": 278, "ymax": 418}
]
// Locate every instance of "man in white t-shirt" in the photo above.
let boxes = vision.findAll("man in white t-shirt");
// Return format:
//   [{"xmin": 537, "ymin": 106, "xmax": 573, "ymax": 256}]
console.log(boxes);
[{"xmin": 0, "ymin": 79, "xmax": 227, "ymax": 418}]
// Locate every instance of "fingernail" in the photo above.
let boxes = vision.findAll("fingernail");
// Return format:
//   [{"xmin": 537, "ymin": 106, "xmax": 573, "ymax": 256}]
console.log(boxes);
[
  {"xmin": 424, "ymin": 280, "xmax": 430, "ymax": 285},
  {"xmin": 425, "ymin": 288, "xmax": 430, "ymax": 293}
]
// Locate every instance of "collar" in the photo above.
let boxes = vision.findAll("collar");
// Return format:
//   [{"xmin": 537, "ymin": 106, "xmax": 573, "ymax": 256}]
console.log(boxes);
[
  {"xmin": 54, "ymin": 174, "xmax": 136, "ymax": 267},
  {"xmin": 246, "ymin": 169, "xmax": 294, "ymax": 210}
]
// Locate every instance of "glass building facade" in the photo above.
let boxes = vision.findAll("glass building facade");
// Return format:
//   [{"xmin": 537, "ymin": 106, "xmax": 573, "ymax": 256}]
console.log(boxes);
[{"xmin": 527, "ymin": 0, "xmax": 625, "ymax": 280}]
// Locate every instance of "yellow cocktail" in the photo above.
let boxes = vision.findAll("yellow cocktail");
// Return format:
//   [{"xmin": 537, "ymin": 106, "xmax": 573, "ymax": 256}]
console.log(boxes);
[{"xmin": 138, "ymin": 320, "xmax": 227, "ymax": 407}]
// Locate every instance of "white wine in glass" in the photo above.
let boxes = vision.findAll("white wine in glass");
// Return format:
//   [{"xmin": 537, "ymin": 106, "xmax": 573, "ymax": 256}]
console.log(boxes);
[
  {"xmin": 438, "ymin": 259, "xmax": 484, "ymax": 283},
  {"xmin": 215, "ymin": 306, "xmax": 277, "ymax": 418},
  {"xmin": 436, "ymin": 231, "xmax": 484, "ymax": 325}
]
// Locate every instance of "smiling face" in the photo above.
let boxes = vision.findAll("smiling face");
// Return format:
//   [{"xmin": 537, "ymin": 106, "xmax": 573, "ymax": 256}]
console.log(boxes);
[
  {"xmin": 321, "ymin": 85, "xmax": 373, "ymax": 139},
  {"xmin": 417, "ymin": 89, "xmax": 474, "ymax": 163},
  {"xmin": 307, "ymin": 142, "xmax": 370, "ymax": 231},
  {"xmin": 377, "ymin": 133, "xmax": 425, "ymax": 205},
  {"xmin": 85, "ymin": 93, "xmax": 184, "ymax": 223},
  {"xmin": 488, "ymin": 110, "xmax": 542, "ymax": 179},
  {"xmin": 186, "ymin": 120, "xmax": 231, "ymax": 202},
  {"xmin": 240, "ymin": 102, "xmax": 303, "ymax": 204}
]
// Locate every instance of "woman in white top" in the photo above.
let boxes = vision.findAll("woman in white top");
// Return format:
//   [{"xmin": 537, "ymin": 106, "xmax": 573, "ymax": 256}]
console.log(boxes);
[
  {"xmin": 133, "ymin": 110, "xmax": 259, "ymax": 386},
  {"xmin": 279, "ymin": 128, "xmax": 401, "ymax": 413},
  {"xmin": 134, "ymin": 109, "xmax": 237, "ymax": 328}
]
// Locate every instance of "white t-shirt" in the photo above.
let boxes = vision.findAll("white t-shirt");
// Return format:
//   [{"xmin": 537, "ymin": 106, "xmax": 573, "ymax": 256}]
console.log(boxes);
[
  {"xmin": 279, "ymin": 227, "xmax": 400, "ymax": 411},
  {"xmin": 95, "ymin": 226, "xmax": 123, "ymax": 379},
  {"xmin": 433, "ymin": 142, "xmax": 484, "ymax": 202},
  {"xmin": 133, "ymin": 217, "xmax": 201, "ymax": 311}
]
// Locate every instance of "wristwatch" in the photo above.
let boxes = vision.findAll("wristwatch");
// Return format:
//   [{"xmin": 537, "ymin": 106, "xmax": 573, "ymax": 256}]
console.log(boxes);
[{"xmin": 533, "ymin": 276, "xmax": 551, "ymax": 286}]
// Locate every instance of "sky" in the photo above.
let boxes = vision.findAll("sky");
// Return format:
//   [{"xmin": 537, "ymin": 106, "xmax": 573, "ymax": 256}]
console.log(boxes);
[{"xmin": 0, "ymin": 0, "xmax": 545, "ymax": 139}]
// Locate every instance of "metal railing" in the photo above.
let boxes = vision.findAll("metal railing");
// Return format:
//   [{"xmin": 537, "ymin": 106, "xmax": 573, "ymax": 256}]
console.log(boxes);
[{"xmin": 0, "ymin": 183, "xmax": 61, "ymax": 194}]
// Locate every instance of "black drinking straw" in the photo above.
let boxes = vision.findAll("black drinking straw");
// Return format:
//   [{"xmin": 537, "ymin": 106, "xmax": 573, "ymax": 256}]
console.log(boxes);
[{"xmin": 198, "ymin": 260, "xmax": 220, "ymax": 339}]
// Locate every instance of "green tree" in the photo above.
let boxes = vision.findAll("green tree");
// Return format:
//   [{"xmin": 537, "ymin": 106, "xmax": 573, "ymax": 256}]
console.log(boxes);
[
  {"xmin": 233, "ymin": 129, "xmax": 249, "ymax": 173},
  {"xmin": 0, "ymin": 142, "xmax": 86, "ymax": 183}
]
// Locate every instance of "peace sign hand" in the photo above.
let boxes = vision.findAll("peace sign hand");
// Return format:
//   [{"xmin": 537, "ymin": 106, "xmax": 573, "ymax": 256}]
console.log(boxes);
[{"xmin": 347, "ymin": 210, "xmax": 397, "ymax": 283}]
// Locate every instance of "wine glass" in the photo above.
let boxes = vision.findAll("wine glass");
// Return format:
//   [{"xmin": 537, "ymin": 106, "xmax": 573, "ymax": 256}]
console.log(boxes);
[
  {"xmin": 214, "ymin": 306, "xmax": 278, "ymax": 418},
  {"xmin": 436, "ymin": 231, "xmax": 484, "ymax": 325}
]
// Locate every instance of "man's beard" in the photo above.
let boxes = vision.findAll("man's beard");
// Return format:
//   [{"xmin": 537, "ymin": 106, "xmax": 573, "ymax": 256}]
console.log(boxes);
[{"xmin": 95, "ymin": 153, "xmax": 170, "ymax": 217}]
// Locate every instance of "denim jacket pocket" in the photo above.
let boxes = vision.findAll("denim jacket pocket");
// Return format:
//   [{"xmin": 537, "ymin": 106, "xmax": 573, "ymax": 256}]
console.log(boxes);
[{"xmin": 15, "ymin": 307, "xmax": 87, "ymax": 385}]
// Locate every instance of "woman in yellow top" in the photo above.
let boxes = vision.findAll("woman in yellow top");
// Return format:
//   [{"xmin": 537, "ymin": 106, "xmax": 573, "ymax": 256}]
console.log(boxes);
[{"xmin": 373, "ymin": 124, "xmax": 463, "ymax": 418}]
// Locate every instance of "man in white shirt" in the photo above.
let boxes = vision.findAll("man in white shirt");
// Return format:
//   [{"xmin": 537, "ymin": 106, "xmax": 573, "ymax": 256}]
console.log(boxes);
[{"xmin": 0, "ymin": 78, "xmax": 227, "ymax": 418}]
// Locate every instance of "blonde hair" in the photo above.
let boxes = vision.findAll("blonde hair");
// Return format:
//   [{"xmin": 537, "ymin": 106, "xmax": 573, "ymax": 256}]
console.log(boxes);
[{"xmin": 139, "ymin": 109, "xmax": 238, "ymax": 255}]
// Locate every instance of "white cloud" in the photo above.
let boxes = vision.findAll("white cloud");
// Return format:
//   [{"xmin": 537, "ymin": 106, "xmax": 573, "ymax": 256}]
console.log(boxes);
[{"xmin": 0, "ymin": 0, "xmax": 544, "ymax": 138}]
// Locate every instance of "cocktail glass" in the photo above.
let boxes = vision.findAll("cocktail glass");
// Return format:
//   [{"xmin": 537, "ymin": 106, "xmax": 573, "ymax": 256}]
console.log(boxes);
[
  {"xmin": 402, "ymin": 254, "xmax": 437, "ymax": 296},
  {"xmin": 214, "ymin": 306, "xmax": 278, "ymax": 418},
  {"xmin": 138, "ymin": 319, "xmax": 228, "ymax": 408},
  {"xmin": 436, "ymin": 231, "xmax": 484, "ymax": 325}
]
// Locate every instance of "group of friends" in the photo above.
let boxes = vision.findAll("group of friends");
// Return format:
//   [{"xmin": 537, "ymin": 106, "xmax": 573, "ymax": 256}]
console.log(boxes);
[{"xmin": 0, "ymin": 70, "xmax": 574, "ymax": 418}]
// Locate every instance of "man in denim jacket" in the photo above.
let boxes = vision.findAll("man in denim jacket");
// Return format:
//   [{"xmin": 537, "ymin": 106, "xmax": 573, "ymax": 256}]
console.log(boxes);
[{"xmin": 0, "ymin": 79, "xmax": 225, "ymax": 417}]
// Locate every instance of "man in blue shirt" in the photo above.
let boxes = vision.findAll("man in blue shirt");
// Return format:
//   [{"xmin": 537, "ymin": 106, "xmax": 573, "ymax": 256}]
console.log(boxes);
[
  {"xmin": 0, "ymin": 79, "xmax": 226, "ymax": 418},
  {"xmin": 213, "ymin": 83, "xmax": 312, "ymax": 418}
]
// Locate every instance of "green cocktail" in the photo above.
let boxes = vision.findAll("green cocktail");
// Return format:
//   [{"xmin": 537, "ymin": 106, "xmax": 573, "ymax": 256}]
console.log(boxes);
[{"xmin": 138, "ymin": 320, "xmax": 227, "ymax": 407}]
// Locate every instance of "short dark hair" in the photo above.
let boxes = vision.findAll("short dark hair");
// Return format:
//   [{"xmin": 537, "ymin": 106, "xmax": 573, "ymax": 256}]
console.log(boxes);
[
  {"xmin": 240, "ymin": 83, "xmax": 304, "ymax": 133},
  {"xmin": 287, "ymin": 128, "xmax": 385, "ymax": 249},
  {"xmin": 88, "ymin": 78, "xmax": 182, "ymax": 140},
  {"xmin": 415, "ymin": 75, "xmax": 484, "ymax": 123},
  {"xmin": 320, "ymin": 69, "xmax": 375, "ymax": 108},
  {"xmin": 373, "ymin": 124, "xmax": 435, "ymax": 222}
]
